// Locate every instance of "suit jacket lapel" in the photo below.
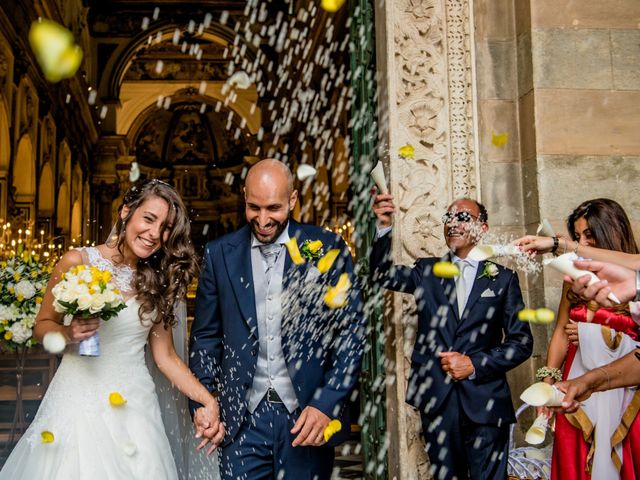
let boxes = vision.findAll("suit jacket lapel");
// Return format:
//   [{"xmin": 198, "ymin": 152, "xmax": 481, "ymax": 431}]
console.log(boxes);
[{"xmin": 222, "ymin": 227, "xmax": 258, "ymax": 337}]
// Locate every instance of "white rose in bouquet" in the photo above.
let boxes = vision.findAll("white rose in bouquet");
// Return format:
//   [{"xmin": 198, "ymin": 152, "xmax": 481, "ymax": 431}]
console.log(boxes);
[
  {"xmin": 14, "ymin": 280, "xmax": 36, "ymax": 300},
  {"xmin": 8, "ymin": 321, "xmax": 32, "ymax": 344}
]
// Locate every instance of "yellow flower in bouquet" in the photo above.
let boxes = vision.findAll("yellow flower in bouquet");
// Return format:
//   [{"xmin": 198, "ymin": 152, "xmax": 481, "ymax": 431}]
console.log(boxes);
[{"xmin": 51, "ymin": 265, "xmax": 127, "ymax": 356}]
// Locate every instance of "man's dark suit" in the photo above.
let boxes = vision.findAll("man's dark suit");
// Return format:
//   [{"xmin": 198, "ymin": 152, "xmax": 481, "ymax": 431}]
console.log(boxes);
[
  {"xmin": 189, "ymin": 219, "xmax": 365, "ymax": 479},
  {"xmin": 371, "ymin": 232, "xmax": 533, "ymax": 479}
]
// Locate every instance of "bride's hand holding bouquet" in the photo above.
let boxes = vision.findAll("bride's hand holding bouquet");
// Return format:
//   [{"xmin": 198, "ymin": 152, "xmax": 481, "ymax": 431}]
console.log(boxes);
[{"xmin": 51, "ymin": 264, "xmax": 126, "ymax": 356}]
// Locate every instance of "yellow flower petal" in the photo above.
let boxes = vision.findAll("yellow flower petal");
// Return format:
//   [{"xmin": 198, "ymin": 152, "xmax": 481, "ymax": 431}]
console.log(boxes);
[
  {"xmin": 317, "ymin": 249, "xmax": 340, "ymax": 274},
  {"xmin": 321, "ymin": 0, "xmax": 346, "ymax": 12},
  {"xmin": 535, "ymin": 308, "xmax": 555, "ymax": 324},
  {"xmin": 109, "ymin": 392, "xmax": 127, "ymax": 407},
  {"xmin": 518, "ymin": 308, "xmax": 537, "ymax": 323},
  {"xmin": 398, "ymin": 143, "xmax": 415, "ymax": 159},
  {"xmin": 4, "ymin": 331, "xmax": 13, "ymax": 340},
  {"xmin": 491, "ymin": 131, "xmax": 509, "ymax": 148},
  {"xmin": 307, "ymin": 240, "xmax": 323, "ymax": 254},
  {"xmin": 285, "ymin": 238, "xmax": 305, "ymax": 265},
  {"xmin": 432, "ymin": 261, "xmax": 460, "ymax": 279},
  {"xmin": 41, "ymin": 430, "xmax": 55, "ymax": 444},
  {"xmin": 324, "ymin": 273, "xmax": 351, "ymax": 309},
  {"xmin": 323, "ymin": 419, "xmax": 342, "ymax": 443}
]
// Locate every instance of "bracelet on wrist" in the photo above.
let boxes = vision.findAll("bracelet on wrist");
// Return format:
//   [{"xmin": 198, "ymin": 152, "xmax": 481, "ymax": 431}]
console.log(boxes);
[
  {"xmin": 551, "ymin": 236, "xmax": 559, "ymax": 254},
  {"xmin": 536, "ymin": 366, "xmax": 562, "ymax": 382},
  {"xmin": 573, "ymin": 241, "xmax": 580, "ymax": 256}
]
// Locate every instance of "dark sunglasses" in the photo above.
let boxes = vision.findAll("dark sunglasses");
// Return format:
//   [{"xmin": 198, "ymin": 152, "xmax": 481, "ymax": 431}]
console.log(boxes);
[{"xmin": 441, "ymin": 211, "xmax": 478, "ymax": 224}]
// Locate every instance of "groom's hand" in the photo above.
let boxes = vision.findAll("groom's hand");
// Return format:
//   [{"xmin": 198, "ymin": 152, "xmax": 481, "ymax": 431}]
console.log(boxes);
[
  {"xmin": 194, "ymin": 398, "xmax": 225, "ymax": 454},
  {"xmin": 291, "ymin": 406, "xmax": 330, "ymax": 447}
]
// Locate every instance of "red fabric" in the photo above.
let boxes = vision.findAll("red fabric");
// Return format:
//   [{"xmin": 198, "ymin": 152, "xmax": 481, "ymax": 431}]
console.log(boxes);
[{"xmin": 551, "ymin": 305, "xmax": 640, "ymax": 480}]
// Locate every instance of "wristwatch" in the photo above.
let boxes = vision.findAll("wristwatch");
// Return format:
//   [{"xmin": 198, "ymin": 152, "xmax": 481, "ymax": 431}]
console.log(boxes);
[{"xmin": 635, "ymin": 270, "xmax": 640, "ymax": 302}]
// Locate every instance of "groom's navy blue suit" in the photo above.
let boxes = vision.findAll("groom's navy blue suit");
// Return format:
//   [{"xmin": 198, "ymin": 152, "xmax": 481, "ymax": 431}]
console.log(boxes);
[
  {"xmin": 371, "ymin": 233, "xmax": 533, "ymax": 480},
  {"xmin": 190, "ymin": 219, "xmax": 365, "ymax": 479}
]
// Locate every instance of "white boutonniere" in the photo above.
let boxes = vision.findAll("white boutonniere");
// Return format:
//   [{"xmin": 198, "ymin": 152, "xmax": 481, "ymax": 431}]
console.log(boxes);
[{"xmin": 478, "ymin": 261, "xmax": 499, "ymax": 280}]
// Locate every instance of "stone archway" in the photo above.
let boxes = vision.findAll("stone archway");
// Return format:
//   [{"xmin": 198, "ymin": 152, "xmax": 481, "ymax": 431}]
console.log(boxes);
[{"xmin": 37, "ymin": 162, "xmax": 54, "ymax": 217}]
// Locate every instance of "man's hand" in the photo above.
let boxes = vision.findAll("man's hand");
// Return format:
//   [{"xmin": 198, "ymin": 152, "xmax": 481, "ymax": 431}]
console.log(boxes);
[
  {"xmin": 438, "ymin": 351, "xmax": 474, "ymax": 381},
  {"xmin": 372, "ymin": 191, "xmax": 395, "ymax": 229},
  {"xmin": 568, "ymin": 260, "xmax": 636, "ymax": 306},
  {"xmin": 564, "ymin": 320, "xmax": 579, "ymax": 346},
  {"xmin": 291, "ymin": 406, "xmax": 330, "ymax": 447},
  {"xmin": 552, "ymin": 376, "xmax": 595, "ymax": 414},
  {"xmin": 194, "ymin": 398, "xmax": 225, "ymax": 455}
]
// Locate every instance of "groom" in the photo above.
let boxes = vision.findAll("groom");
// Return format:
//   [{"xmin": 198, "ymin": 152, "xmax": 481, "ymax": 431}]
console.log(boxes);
[{"xmin": 189, "ymin": 159, "xmax": 365, "ymax": 479}]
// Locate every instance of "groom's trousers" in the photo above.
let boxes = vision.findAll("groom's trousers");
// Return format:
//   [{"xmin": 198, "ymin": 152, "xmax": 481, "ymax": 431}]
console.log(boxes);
[{"xmin": 220, "ymin": 397, "xmax": 335, "ymax": 479}]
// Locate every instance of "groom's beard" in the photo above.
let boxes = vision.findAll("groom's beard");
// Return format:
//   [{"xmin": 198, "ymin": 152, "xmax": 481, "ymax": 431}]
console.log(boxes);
[{"xmin": 250, "ymin": 215, "xmax": 289, "ymax": 244}]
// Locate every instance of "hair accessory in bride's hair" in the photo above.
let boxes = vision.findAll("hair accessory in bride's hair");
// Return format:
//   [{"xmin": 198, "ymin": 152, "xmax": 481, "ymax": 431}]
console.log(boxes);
[{"xmin": 149, "ymin": 178, "xmax": 173, "ymax": 189}]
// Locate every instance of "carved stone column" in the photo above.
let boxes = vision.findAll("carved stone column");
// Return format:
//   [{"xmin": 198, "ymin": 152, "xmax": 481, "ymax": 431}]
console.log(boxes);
[
  {"xmin": 374, "ymin": 0, "xmax": 479, "ymax": 478},
  {"xmin": 91, "ymin": 135, "xmax": 127, "ymax": 241}
]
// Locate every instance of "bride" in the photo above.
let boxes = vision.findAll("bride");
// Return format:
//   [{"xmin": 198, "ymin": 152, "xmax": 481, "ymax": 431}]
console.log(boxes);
[{"xmin": 0, "ymin": 179, "xmax": 222, "ymax": 479}]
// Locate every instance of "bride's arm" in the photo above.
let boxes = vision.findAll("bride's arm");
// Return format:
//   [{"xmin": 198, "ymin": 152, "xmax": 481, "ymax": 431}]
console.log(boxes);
[
  {"xmin": 33, "ymin": 250, "xmax": 99, "ymax": 344},
  {"xmin": 148, "ymin": 322, "xmax": 225, "ymax": 450}
]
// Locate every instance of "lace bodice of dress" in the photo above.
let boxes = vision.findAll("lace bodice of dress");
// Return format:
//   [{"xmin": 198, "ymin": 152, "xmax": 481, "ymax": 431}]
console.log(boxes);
[{"xmin": 81, "ymin": 246, "xmax": 136, "ymax": 299}]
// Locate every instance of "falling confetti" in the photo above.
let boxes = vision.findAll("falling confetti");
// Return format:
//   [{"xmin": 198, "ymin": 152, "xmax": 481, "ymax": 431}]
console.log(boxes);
[
  {"xmin": 323, "ymin": 419, "xmax": 342, "ymax": 442},
  {"xmin": 398, "ymin": 144, "xmax": 415, "ymax": 159},
  {"xmin": 284, "ymin": 237, "xmax": 305, "ymax": 265},
  {"xmin": 324, "ymin": 273, "xmax": 351, "ymax": 308},
  {"xmin": 432, "ymin": 261, "xmax": 460, "ymax": 279},
  {"xmin": 491, "ymin": 131, "xmax": 509, "ymax": 148},
  {"xmin": 129, "ymin": 162, "xmax": 140, "ymax": 182},
  {"xmin": 517, "ymin": 308, "xmax": 536, "ymax": 323},
  {"xmin": 42, "ymin": 331, "xmax": 66, "ymax": 354},
  {"xmin": 41, "ymin": 431, "xmax": 55, "ymax": 444},
  {"xmin": 534, "ymin": 308, "xmax": 554, "ymax": 324},
  {"xmin": 228, "ymin": 71, "xmax": 252, "ymax": 90},
  {"xmin": 321, "ymin": 0, "xmax": 347, "ymax": 13},
  {"xmin": 317, "ymin": 249, "xmax": 340, "ymax": 273},
  {"xmin": 296, "ymin": 164, "xmax": 317, "ymax": 181},
  {"xmin": 29, "ymin": 19, "xmax": 83, "ymax": 83},
  {"xmin": 109, "ymin": 391, "xmax": 127, "ymax": 407}
]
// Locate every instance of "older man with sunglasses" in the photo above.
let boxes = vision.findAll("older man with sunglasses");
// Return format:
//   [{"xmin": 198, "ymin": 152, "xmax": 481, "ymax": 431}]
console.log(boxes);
[{"xmin": 370, "ymin": 194, "xmax": 533, "ymax": 480}]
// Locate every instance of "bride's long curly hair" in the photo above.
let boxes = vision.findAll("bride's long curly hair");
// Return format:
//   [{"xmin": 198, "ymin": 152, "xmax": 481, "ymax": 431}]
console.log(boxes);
[{"xmin": 108, "ymin": 179, "xmax": 199, "ymax": 328}]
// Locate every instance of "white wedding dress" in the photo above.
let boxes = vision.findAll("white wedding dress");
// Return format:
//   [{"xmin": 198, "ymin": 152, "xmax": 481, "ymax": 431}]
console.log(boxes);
[{"xmin": 0, "ymin": 247, "xmax": 219, "ymax": 480}]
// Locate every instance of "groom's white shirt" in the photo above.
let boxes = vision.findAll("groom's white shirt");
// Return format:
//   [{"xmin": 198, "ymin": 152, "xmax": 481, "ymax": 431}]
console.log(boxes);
[{"xmin": 247, "ymin": 227, "xmax": 299, "ymax": 414}]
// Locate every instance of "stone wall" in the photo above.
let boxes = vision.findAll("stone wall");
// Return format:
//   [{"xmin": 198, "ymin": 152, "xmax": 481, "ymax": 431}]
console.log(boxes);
[{"xmin": 376, "ymin": 0, "xmax": 640, "ymax": 477}]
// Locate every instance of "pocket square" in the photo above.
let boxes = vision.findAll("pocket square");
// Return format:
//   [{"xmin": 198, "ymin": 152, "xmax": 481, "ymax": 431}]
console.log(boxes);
[{"xmin": 481, "ymin": 288, "xmax": 496, "ymax": 298}]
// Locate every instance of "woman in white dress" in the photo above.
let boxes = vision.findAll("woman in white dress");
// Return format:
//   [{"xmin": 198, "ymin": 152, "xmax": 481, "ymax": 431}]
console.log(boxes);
[{"xmin": 0, "ymin": 179, "xmax": 224, "ymax": 479}]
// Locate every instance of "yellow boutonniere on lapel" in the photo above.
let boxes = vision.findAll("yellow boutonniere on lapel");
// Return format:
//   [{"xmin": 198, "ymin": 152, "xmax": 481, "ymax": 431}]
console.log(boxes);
[
  {"xmin": 477, "ymin": 261, "xmax": 499, "ymax": 280},
  {"xmin": 300, "ymin": 239, "xmax": 324, "ymax": 261}
]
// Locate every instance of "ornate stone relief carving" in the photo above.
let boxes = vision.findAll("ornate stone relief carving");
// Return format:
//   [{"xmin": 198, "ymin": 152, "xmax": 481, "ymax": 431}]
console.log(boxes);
[{"xmin": 383, "ymin": 0, "xmax": 478, "ymax": 477}]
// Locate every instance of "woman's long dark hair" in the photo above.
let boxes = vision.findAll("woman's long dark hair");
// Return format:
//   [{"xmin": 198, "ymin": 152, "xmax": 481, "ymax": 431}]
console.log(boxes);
[
  {"xmin": 108, "ymin": 179, "xmax": 199, "ymax": 328},
  {"xmin": 567, "ymin": 198, "xmax": 639, "ymax": 254},
  {"xmin": 566, "ymin": 198, "xmax": 638, "ymax": 311}
]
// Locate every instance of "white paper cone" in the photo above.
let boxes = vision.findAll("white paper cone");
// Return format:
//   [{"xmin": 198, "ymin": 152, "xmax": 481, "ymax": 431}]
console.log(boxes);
[
  {"xmin": 525, "ymin": 414, "xmax": 549, "ymax": 445},
  {"xmin": 296, "ymin": 164, "xmax": 317, "ymax": 181},
  {"xmin": 370, "ymin": 161, "xmax": 388, "ymax": 194},
  {"xmin": 536, "ymin": 218, "xmax": 554, "ymax": 237},
  {"xmin": 468, "ymin": 244, "xmax": 520, "ymax": 261},
  {"xmin": 520, "ymin": 382, "xmax": 565, "ymax": 407},
  {"xmin": 544, "ymin": 253, "xmax": 620, "ymax": 304}
]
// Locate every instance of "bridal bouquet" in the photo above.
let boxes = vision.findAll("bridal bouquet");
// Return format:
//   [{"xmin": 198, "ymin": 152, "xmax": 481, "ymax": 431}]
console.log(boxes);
[
  {"xmin": 52, "ymin": 265, "xmax": 126, "ymax": 356},
  {"xmin": 0, "ymin": 246, "xmax": 51, "ymax": 351}
]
